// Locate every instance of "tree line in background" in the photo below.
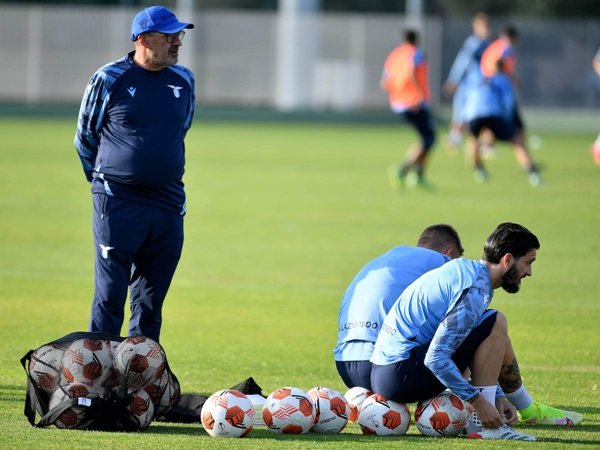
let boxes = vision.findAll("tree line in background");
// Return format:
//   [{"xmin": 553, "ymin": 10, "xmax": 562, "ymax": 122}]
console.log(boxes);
[{"xmin": 5, "ymin": 0, "xmax": 600, "ymax": 17}]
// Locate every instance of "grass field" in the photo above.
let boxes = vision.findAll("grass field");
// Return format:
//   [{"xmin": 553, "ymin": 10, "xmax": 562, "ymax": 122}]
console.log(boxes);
[{"xmin": 0, "ymin": 116, "xmax": 599, "ymax": 449}]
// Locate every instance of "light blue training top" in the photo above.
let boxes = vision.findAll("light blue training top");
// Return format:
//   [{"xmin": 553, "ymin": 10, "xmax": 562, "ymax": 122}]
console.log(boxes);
[
  {"xmin": 333, "ymin": 246, "xmax": 450, "ymax": 361},
  {"xmin": 463, "ymin": 72, "xmax": 516, "ymax": 123},
  {"xmin": 370, "ymin": 258, "xmax": 494, "ymax": 401}
]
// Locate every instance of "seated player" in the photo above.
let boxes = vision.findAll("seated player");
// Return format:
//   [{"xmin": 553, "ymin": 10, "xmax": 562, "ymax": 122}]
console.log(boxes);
[
  {"xmin": 370, "ymin": 223, "xmax": 583, "ymax": 440},
  {"xmin": 334, "ymin": 224, "xmax": 463, "ymax": 390}
]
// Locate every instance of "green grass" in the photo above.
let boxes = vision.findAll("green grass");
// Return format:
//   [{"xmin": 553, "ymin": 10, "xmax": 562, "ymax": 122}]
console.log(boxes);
[{"xmin": 0, "ymin": 116, "xmax": 599, "ymax": 449}]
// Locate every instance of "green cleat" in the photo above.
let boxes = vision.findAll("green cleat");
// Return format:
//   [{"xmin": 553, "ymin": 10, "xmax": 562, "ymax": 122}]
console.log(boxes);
[
  {"xmin": 474, "ymin": 168, "xmax": 489, "ymax": 183},
  {"xmin": 519, "ymin": 401, "xmax": 583, "ymax": 426},
  {"xmin": 528, "ymin": 171, "xmax": 542, "ymax": 187},
  {"xmin": 387, "ymin": 165, "xmax": 405, "ymax": 190}
]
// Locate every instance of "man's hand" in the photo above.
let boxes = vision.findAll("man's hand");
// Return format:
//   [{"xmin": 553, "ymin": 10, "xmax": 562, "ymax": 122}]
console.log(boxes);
[
  {"xmin": 496, "ymin": 396, "xmax": 518, "ymax": 425},
  {"xmin": 472, "ymin": 395, "xmax": 504, "ymax": 429}
]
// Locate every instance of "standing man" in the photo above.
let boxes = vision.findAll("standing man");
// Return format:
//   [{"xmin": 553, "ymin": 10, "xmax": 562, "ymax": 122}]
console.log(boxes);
[
  {"xmin": 334, "ymin": 224, "xmax": 463, "ymax": 390},
  {"xmin": 443, "ymin": 12, "xmax": 491, "ymax": 151},
  {"xmin": 382, "ymin": 29, "xmax": 436, "ymax": 189},
  {"xmin": 370, "ymin": 223, "xmax": 582, "ymax": 440},
  {"xmin": 74, "ymin": 6, "xmax": 195, "ymax": 342}
]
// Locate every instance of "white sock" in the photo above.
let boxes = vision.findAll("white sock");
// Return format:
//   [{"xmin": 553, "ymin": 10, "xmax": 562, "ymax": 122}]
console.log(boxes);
[
  {"xmin": 466, "ymin": 386, "xmax": 497, "ymax": 433},
  {"xmin": 477, "ymin": 385, "xmax": 497, "ymax": 405},
  {"xmin": 505, "ymin": 384, "xmax": 533, "ymax": 411}
]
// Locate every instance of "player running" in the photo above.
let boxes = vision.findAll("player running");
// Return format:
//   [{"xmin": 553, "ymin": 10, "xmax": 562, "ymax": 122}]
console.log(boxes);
[
  {"xmin": 443, "ymin": 12, "xmax": 491, "ymax": 152},
  {"xmin": 463, "ymin": 59, "xmax": 541, "ymax": 185},
  {"xmin": 381, "ymin": 29, "xmax": 436, "ymax": 189}
]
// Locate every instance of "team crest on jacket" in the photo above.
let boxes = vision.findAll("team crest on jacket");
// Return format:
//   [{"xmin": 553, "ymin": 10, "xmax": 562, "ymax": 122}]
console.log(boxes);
[{"xmin": 167, "ymin": 85, "xmax": 182, "ymax": 98}]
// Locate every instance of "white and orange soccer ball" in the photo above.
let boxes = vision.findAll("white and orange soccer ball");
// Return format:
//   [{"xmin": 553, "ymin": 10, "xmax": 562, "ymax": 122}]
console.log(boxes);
[
  {"xmin": 48, "ymin": 383, "xmax": 104, "ymax": 429},
  {"xmin": 29, "ymin": 343, "xmax": 64, "ymax": 395},
  {"xmin": 61, "ymin": 338, "xmax": 113, "ymax": 388},
  {"xmin": 344, "ymin": 386, "xmax": 373, "ymax": 422},
  {"xmin": 415, "ymin": 392, "xmax": 469, "ymax": 437},
  {"xmin": 307, "ymin": 386, "xmax": 349, "ymax": 433},
  {"xmin": 126, "ymin": 388, "xmax": 155, "ymax": 431},
  {"xmin": 201, "ymin": 389, "xmax": 256, "ymax": 438},
  {"xmin": 358, "ymin": 393, "xmax": 411, "ymax": 436},
  {"xmin": 143, "ymin": 370, "xmax": 180, "ymax": 417},
  {"xmin": 262, "ymin": 387, "xmax": 316, "ymax": 434},
  {"xmin": 113, "ymin": 336, "xmax": 166, "ymax": 393}
]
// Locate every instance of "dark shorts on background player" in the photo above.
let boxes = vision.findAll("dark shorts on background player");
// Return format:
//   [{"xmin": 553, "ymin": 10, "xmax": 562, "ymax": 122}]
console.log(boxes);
[
  {"xmin": 400, "ymin": 106, "xmax": 436, "ymax": 151},
  {"xmin": 469, "ymin": 116, "xmax": 515, "ymax": 141}
]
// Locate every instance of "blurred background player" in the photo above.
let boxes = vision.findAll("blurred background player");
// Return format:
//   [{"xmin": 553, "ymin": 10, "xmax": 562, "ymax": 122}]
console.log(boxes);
[
  {"xmin": 479, "ymin": 24, "xmax": 541, "ymax": 184},
  {"xmin": 334, "ymin": 224, "xmax": 463, "ymax": 390},
  {"xmin": 591, "ymin": 45, "xmax": 600, "ymax": 164},
  {"xmin": 381, "ymin": 29, "xmax": 436, "ymax": 189},
  {"xmin": 74, "ymin": 6, "xmax": 195, "ymax": 342},
  {"xmin": 443, "ymin": 12, "xmax": 491, "ymax": 152},
  {"xmin": 463, "ymin": 59, "xmax": 541, "ymax": 185}
]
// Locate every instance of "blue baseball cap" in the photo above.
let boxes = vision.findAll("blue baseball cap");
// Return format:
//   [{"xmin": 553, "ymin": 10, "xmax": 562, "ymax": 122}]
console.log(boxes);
[{"xmin": 131, "ymin": 5, "xmax": 194, "ymax": 41}]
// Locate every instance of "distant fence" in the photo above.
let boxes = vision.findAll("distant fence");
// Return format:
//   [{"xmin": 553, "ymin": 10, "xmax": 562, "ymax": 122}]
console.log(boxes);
[{"xmin": 1, "ymin": 4, "xmax": 600, "ymax": 111}]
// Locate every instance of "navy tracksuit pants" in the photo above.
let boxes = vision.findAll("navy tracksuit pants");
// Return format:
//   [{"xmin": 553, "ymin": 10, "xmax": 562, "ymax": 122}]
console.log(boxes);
[{"xmin": 90, "ymin": 193, "xmax": 184, "ymax": 342}]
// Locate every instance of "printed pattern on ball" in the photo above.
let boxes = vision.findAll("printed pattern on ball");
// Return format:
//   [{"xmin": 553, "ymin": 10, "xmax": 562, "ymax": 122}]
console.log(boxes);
[
  {"xmin": 415, "ymin": 392, "xmax": 469, "ymax": 437},
  {"xmin": 358, "ymin": 393, "xmax": 411, "ymax": 436},
  {"xmin": 307, "ymin": 386, "xmax": 349, "ymax": 433},
  {"xmin": 262, "ymin": 387, "xmax": 315, "ymax": 434},
  {"xmin": 113, "ymin": 336, "xmax": 166, "ymax": 394},
  {"xmin": 29, "ymin": 344, "xmax": 64, "ymax": 395},
  {"xmin": 48, "ymin": 383, "xmax": 104, "ymax": 429},
  {"xmin": 201, "ymin": 389, "xmax": 256, "ymax": 438},
  {"xmin": 143, "ymin": 369, "xmax": 181, "ymax": 417},
  {"xmin": 344, "ymin": 386, "xmax": 373, "ymax": 422},
  {"xmin": 61, "ymin": 339, "xmax": 113, "ymax": 388},
  {"xmin": 126, "ymin": 388, "xmax": 155, "ymax": 431}
]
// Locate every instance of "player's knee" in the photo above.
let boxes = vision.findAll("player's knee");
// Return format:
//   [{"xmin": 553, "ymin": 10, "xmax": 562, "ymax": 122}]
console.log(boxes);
[{"xmin": 492, "ymin": 311, "xmax": 508, "ymax": 337}]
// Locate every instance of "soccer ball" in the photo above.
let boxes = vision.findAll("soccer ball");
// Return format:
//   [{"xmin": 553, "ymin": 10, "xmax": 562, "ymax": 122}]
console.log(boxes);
[
  {"xmin": 262, "ymin": 387, "xmax": 315, "ymax": 434},
  {"xmin": 126, "ymin": 388, "xmax": 155, "ymax": 431},
  {"xmin": 61, "ymin": 338, "xmax": 113, "ymax": 388},
  {"xmin": 29, "ymin": 343, "xmax": 64, "ymax": 395},
  {"xmin": 358, "ymin": 393, "xmax": 411, "ymax": 436},
  {"xmin": 113, "ymin": 336, "xmax": 166, "ymax": 394},
  {"xmin": 307, "ymin": 386, "xmax": 349, "ymax": 433},
  {"xmin": 201, "ymin": 389, "xmax": 256, "ymax": 438},
  {"xmin": 415, "ymin": 392, "xmax": 469, "ymax": 437},
  {"xmin": 107, "ymin": 340, "xmax": 123, "ymax": 357},
  {"xmin": 143, "ymin": 370, "xmax": 180, "ymax": 417},
  {"xmin": 48, "ymin": 383, "xmax": 104, "ymax": 429},
  {"xmin": 344, "ymin": 386, "xmax": 373, "ymax": 422}
]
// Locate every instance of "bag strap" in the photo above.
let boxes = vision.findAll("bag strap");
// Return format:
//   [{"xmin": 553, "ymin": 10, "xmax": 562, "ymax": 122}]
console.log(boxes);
[{"xmin": 20, "ymin": 349, "xmax": 43, "ymax": 426}]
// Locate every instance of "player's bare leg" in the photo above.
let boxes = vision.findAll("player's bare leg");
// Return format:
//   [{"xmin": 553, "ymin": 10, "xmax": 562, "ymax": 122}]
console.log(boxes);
[
  {"xmin": 511, "ymin": 132, "xmax": 541, "ymax": 186},
  {"xmin": 499, "ymin": 338, "xmax": 583, "ymax": 426},
  {"xmin": 467, "ymin": 314, "xmax": 535, "ymax": 440},
  {"xmin": 469, "ymin": 135, "xmax": 488, "ymax": 183}
]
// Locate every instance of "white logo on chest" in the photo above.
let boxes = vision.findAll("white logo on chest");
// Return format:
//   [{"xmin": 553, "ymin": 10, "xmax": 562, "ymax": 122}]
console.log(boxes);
[
  {"xmin": 127, "ymin": 87, "xmax": 136, "ymax": 97},
  {"xmin": 167, "ymin": 85, "xmax": 183, "ymax": 98}
]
